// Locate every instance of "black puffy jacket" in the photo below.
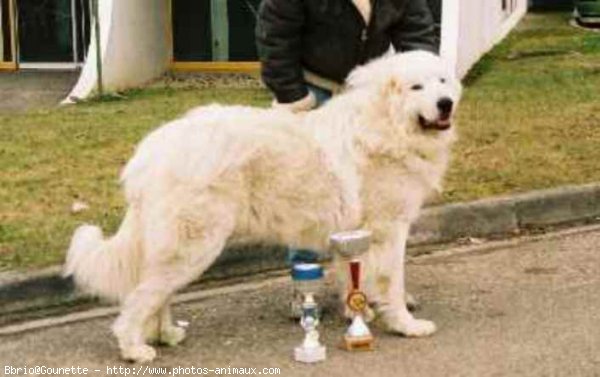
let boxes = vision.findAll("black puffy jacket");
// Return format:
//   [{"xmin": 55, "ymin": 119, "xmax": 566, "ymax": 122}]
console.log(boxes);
[{"xmin": 255, "ymin": 0, "xmax": 438, "ymax": 104}]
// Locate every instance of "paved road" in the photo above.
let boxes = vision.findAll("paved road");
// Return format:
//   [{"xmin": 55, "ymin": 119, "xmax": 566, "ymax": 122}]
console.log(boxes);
[
  {"xmin": 1, "ymin": 228, "xmax": 600, "ymax": 376},
  {"xmin": 0, "ymin": 71, "xmax": 78, "ymax": 113}
]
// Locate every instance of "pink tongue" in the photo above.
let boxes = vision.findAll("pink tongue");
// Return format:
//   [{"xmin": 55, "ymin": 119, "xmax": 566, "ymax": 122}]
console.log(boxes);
[{"xmin": 432, "ymin": 120, "xmax": 450, "ymax": 130}]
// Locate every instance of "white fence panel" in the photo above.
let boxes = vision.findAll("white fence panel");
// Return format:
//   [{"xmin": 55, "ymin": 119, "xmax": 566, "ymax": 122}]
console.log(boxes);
[{"xmin": 442, "ymin": 0, "xmax": 528, "ymax": 78}]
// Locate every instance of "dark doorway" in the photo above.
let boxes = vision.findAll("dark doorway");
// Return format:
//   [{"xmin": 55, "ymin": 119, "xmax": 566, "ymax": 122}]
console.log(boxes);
[
  {"xmin": 171, "ymin": 0, "xmax": 261, "ymax": 62},
  {"xmin": 172, "ymin": 0, "xmax": 212, "ymax": 61},
  {"xmin": 227, "ymin": 0, "xmax": 260, "ymax": 61},
  {"xmin": 17, "ymin": 0, "xmax": 90, "ymax": 64}
]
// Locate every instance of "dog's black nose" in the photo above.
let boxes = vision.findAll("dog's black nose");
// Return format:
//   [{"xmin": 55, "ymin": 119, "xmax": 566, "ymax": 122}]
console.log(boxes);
[{"xmin": 437, "ymin": 97, "xmax": 454, "ymax": 115}]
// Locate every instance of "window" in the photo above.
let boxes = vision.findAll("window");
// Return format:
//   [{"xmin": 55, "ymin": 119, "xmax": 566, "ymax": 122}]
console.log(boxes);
[{"xmin": 12, "ymin": 0, "xmax": 90, "ymax": 65}]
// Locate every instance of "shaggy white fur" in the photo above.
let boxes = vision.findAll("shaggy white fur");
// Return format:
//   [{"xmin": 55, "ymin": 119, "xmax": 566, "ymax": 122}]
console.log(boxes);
[{"xmin": 64, "ymin": 51, "xmax": 462, "ymax": 362}]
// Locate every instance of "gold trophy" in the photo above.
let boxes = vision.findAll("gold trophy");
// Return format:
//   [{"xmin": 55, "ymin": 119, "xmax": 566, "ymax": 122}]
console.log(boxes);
[{"xmin": 330, "ymin": 230, "xmax": 375, "ymax": 351}]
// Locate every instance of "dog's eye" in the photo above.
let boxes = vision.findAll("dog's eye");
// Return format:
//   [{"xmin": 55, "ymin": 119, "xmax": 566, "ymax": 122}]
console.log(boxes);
[
  {"xmin": 440, "ymin": 78, "xmax": 446, "ymax": 83},
  {"xmin": 411, "ymin": 84, "xmax": 423, "ymax": 91}
]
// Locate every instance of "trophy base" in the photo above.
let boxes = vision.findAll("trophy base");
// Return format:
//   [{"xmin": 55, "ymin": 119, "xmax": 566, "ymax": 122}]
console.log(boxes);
[
  {"xmin": 294, "ymin": 345, "xmax": 326, "ymax": 363},
  {"xmin": 342, "ymin": 334, "xmax": 375, "ymax": 351}
]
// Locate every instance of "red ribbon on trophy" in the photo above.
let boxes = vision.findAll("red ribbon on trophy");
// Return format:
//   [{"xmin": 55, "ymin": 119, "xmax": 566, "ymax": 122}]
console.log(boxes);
[
  {"xmin": 346, "ymin": 260, "xmax": 368, "ymax": 313},
  {"xmin": 329, "ymin": 230, "xmax": 375, "ymax": 351}
]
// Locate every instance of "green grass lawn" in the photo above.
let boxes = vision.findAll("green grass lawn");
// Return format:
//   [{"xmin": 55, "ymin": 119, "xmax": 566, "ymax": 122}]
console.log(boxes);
[
  {"xmin": 445, "ymin": 12, "xmax": 600, "ymax": 201},
  {"xmin": 1, "ymin": 12, "xmax": 599, "ymax": 271}
]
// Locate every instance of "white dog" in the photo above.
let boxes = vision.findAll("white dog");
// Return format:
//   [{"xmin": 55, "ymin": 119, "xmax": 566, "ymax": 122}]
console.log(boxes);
[{"xmin": 64, "ymin": 51, "xmax": 462, "ymax": 362}]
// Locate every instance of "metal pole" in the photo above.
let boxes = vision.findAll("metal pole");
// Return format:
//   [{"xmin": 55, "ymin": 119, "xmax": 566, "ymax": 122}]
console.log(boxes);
[
  {"xmin": 71, "ymin": 0, "xmax": 78, "ymax": 64},
  {"xmin": 92, "ymin": 0, "xmax": 103, "ymax": 95},
  {"xmin": 80, "ymin": 0, "xmax": 87, "ymax": 60},
  {"xmin": 10, "ymin": 0, "xmax": 18, "ymax": 67},
  {"xmin": 0, "ymin": 2, "xmax": 4, "ymax": 61}
]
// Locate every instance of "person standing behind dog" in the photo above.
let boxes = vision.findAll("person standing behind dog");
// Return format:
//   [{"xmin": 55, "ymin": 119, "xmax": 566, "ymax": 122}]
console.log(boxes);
[
  {"xmin": 255, "ymin": 0, "xmax": 439, "ymax": 112},
  {"xmin": 255, "ymin": 0, "xmax": 439, "ymax": 269}
]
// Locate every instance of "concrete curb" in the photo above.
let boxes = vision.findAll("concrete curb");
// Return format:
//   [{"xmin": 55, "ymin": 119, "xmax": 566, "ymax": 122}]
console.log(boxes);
[
  {"xmin": 1, "ymin": 183, "xmax": 600, "ymax": 326},
  {"xmin": 410, "ymin": 183, "xmax": 600, "ymax": 245},
  {"xmin": 5, "ymin": 223, "xmax": 600, "ymax": 336}
]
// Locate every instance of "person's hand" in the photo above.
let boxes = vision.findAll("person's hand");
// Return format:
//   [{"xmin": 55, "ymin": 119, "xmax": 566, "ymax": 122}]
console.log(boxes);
[{"xmin": 272, "ymin": 91, "xmax": 317, "ymax": 113}]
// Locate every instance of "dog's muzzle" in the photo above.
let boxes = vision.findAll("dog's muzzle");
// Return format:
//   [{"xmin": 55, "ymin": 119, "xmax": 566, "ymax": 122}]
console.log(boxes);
[
  {"xmin": 419, "ymin": 97, "xmax": 454, "ymax": 131},
  {"xmin": 419, "ymin": 114, "xmax": 452, "ymax": 131}
]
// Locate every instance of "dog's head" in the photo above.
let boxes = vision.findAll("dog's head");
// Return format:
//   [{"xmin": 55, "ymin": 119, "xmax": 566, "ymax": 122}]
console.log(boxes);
[{"xmin": 347, "ymin": 51, "xmax": 462, "ymax": 133}]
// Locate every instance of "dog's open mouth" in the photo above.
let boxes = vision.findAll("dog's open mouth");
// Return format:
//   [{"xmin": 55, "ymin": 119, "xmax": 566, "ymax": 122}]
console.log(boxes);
[{"xmin": 419, "ymin": 115, "xmax": 452, "ymax": 131}]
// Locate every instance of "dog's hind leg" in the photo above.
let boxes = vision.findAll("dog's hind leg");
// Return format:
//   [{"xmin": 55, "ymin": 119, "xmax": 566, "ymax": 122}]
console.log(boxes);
[
  {"xmin": 371, "ymin": 222, "xmax": 436, "ymax": 337},
  {"xmin": 405, "ymin": 293, "xmax": 419, "ymax": 311},
  {"xmin": 113, "ymin": 195, "xmax": 236, "ymax": 362},
  {"xmin": 157, "ymin": 302, "xmax": 187, "ymax": 346},
  {"xmin": 145, "ymin": 299, "xmax": 186, "ymax": 347}
]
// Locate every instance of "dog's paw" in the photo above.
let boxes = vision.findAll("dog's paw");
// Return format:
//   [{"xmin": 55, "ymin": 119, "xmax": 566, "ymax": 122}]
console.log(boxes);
[
  {"xmin": 158, "ymin": 326, "xmax": 186, "ymax": 347},
  {"xmin": 387, "ymin": 318, "xmax": 437, "ymax": 337},
  {"xmin": 121, "ymin": 344, "xmax": 157, "ymax": 363}
]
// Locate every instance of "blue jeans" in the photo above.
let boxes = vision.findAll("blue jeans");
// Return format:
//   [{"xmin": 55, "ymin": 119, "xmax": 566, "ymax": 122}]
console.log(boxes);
[
  {"xmin": 287, "ymin": 84, "xmax": 332, "ymax": 266},
  {"xmin": 307, "ymin": 84, "xmax": 332, "ymax": 107}
]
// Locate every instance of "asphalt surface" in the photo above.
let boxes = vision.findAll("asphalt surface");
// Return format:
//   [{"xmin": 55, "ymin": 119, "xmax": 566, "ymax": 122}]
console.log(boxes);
[
  {"xmin": 0, "ymin": 71, "xmax": 79, "ymax": 113},
  {"xmin": 1, "ymin": 228, "xmax": 600, "ymax": 376}
]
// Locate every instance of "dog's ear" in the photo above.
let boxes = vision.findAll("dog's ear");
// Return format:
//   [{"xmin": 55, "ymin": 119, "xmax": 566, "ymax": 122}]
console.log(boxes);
[
  {"xmin": 346, "ymin": 55, "xmax": 393, "ymax": 90},
  {"xmin": 346, "ymin": 64, "xmax": 372, "ymax": 90}
]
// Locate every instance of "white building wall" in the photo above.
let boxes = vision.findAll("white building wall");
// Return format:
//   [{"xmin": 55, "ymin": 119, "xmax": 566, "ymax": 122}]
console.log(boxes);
[
  {"xmin": 65, "ymin": 0, "xmax": 170, "ymax": 102},
  {"xmin": 441, "ymin": 0, "xmax": 528, "ymax": 78}
]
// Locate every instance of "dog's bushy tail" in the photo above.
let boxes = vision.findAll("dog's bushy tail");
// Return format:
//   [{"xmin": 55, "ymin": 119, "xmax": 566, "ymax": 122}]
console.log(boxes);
[{"xmin": 63, "ymin": 209, "xmax": 140, "ymax": 303}]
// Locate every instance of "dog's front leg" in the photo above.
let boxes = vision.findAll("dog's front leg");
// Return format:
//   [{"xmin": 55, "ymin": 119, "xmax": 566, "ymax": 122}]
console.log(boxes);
[{"xmin": 372, "ymin": 222, "xmax": 436, "ymax": 337}]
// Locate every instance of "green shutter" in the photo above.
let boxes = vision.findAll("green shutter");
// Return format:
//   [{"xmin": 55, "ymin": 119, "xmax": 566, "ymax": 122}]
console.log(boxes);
[{"xmin": 211, "ymin": 0, "xmax": 229, "ymax": 61}]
